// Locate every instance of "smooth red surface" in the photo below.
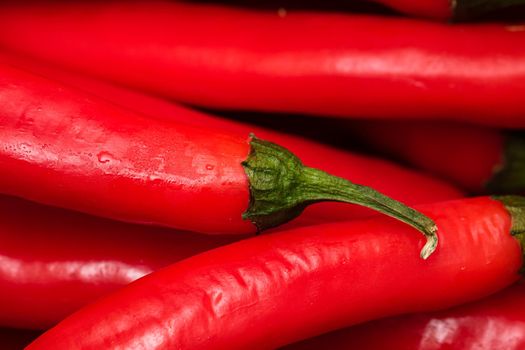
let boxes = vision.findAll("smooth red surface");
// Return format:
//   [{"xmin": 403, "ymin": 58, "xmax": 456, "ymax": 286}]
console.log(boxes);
[
  {"xmin": 0, "ymin": 2, "xmax": 524, "ymax": 126},
  {"xmin": 0, "ymin": 59, "xmax": 463, "ymax": 231},
  {"xmin": 0, "ymin": 195, "xmax": 238, "ymax": 329},
  {"xmin": 0, "ymin": 62, "xmax": 253, "ymax": 233},
  {"xmin": 27, "ymin": 197, "xmax": 523, "ymax": 349},
  {"xmin": 286, "ymin": 282, "xmax": 525, "ymax": 350},
  {"xmin": 350, "ymin": 121, "xmax": 505, "ymax": 193}
]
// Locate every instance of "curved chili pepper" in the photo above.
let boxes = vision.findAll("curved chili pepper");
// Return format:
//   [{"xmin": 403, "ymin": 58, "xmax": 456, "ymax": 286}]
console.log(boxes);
[
  {"xmin": 285, "ymin": 282, "xmax": 525, "ymax": 350},
  {"xmin": 0, "ymin": 2, "xmax": 524, "ymax": 127},
  {"xmin": 26, "ymin": 196, "xmax": 525, "ymax": 350},
  {"xmin": 0, "ymin": 50, "xmax": 463, "ymax": 228},
  {"xmin": 0, "ymin": 156, "xmax": 459, "ymax": 330},
  {"xmin": 0, "ymin": 62, "xmax": 449, "ymax": 255},
  {"xmin": 0, "ymin": 195, "xmax": 238, "ymax": 329}
]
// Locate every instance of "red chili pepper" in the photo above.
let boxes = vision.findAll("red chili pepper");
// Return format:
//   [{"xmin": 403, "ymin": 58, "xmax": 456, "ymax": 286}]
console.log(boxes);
[
  {"xmin": 26, "ymin": 196, "xmax": 525, "ymax": 350},
  {"xmin": 0, "ymin": 62, "xmax": 453, "ymax": 255},
  {"xmin": 0, "ymin": 2, "xmax": 524, "ymax": 127},
  {"xmin": 0, "ymin": 51, "xmax": 463, "ymax": 227},
  {"xmin": 285, "ymin": 282, "xmax": 525, "ymax": 350},
  {"xmin": 0, "ymin": 195, "xmax": 238, "ymax": 329},
  {"xmin": 0, "ymin": 149, "xmax": 458, "ymax": 331},
  {"xmin": 347, "ymin": 121, "xmax": 520, "ymax": 193},
  {"xmin": 0, "ymin": 50, "xmax": 464, "ymax": 202}
]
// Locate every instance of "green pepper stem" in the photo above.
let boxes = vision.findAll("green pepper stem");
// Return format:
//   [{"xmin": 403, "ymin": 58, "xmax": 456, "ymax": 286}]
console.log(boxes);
[
  {"xmin": 486, "ymin": 133, "xmax": 525, "ymax": 194},
  {"xmin": 493, "ymin": 195, "xmax": 525, "ymax": 236},
  {"xmin": 242, "ymin": 135, "xmax": 438, "ymax": 259},
  {"xmin": 493, "ymin": 195, "xmax": 525, "ymax": 272}
]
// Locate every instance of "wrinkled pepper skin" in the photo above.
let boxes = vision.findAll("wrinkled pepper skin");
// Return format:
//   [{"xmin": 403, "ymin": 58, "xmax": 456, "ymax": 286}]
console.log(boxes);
[
  {"xmin": 349, "ymin": 121, "xmax": 505, "ymax": 193},
  {"xmin": 0, "ymin": 2, "xmax": 525, "ymax": 126},
  {"xmin": 286, "ymin": 282, "xmax": 525, "ymax": 350},
  {"xmin": 27, "ymin": 197, "xmax": 523, "ymax": 350},
  {"xmin": 0, "ymin": 195, "xmax": 238, "ymax": 329},
  {"xmin": 0, "ymin": 61, "xmax": 463, "ymax": 232}
]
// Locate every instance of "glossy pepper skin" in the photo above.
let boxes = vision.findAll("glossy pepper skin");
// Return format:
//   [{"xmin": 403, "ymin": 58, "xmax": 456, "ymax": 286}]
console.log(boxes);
[
  {"xmin": 1, "ymin": 3, "xmax": 525, "ymax": 127},
  {"xmin": 0, "ymin": 51, "xmax": 464, "ymax": 214},
  {"xmin": 27, "ymin": 197, "xmax": 524, "ymax": 350},
  {"xmin": 0, "ymin": 195, "xmax": 238, "ymax": 330},
  {"xmin": 0, "ymin": 61, "xmax": 462, "ymax": 233},
  {"xmin": 286, "ymin": 282, "xmax": 525, "ymax": 350},
  {"xmin": 349, "ymin": 121, "xmax": 505, "ymax": 193},
  {"xmin": 0, "ymin": 180, "xmax": 449, "ymax": 328},
  {"xmin": 0, "ymin": 63, "xmax": 256, "ymax": 234},
  {"xmin": 0, "ymin": 50, "xmax": 461, "ymax": 214}
]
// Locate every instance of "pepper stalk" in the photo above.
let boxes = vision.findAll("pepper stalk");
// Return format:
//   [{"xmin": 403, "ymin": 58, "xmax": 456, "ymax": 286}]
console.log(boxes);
[{"xmin": 242, "ymin": 135, "xmax": 438, "ymax": 259}]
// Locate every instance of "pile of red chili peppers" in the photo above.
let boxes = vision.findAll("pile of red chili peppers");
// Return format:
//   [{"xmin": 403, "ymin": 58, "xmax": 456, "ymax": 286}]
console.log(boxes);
[{"xmin": 1, "ymin": 1, "xmax": 525, "ymax": 349}]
